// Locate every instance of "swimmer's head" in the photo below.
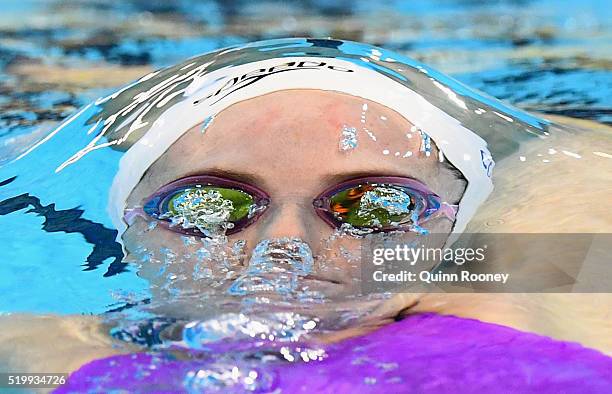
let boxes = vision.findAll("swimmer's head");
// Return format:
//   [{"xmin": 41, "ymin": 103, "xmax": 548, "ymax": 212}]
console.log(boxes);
[
  {"xmin": 120, "ymin": 89, "xmax": 466, "ymax": 313},
  {"xmin": 125, "ymin": 90, "xmax": 466, "ymax": 243},
  {"xmin": 107, "ymin": 49, "xmax": 493, "ymax": 315},
  {"xmin": 43, "ymin": 39, "xmax": 517, "ymax": 321},
  {"xmin": 107, "ymin": 54, "xmax": 495, "ymax": 243}
]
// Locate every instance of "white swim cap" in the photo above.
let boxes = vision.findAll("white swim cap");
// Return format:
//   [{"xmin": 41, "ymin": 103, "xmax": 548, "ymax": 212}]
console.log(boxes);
[
  {"xmin": 107, "ymin": 56, "xmax": 494, "ymax": 241},
  {"xmin": 29, "ymin": 39, "xmax": 547, "ymax": 245}
]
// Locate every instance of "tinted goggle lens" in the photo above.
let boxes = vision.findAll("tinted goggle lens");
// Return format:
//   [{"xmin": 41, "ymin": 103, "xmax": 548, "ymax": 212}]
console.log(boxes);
[
  {"xmin": 139, "ymin": 176, "xmax": 452, "ymax": 237},
  {"xmin": 162, "ymin": 186, "xmax": 254, "ymax": 222},
  {"xmin": 142, "ymin": 176, "xmax": 270, "ymax": 236},
  {"xmin": 317, "ymin": 183, "xmax": 437, "ymax": 230}
]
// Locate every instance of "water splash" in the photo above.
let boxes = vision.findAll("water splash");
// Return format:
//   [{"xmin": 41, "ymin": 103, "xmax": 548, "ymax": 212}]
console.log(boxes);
[
  {"xmin": 182, "ymin": 312, "xmax": 318, "ymax": 349},
  {"xmin": 161, "ymin": 188, "xmax": 234, "ymax": 236},
  {"xmin": 419, "ymin": 129, "xmax": 432, "ymax": 157},
  {"xmin": 357, "ymin": 187, "xmax": 415, "ymax": 217},
  {"xmin": 228, "ymin": 238, "xmax": 314, "ymax": 297},
  {"xmin": 183, "ymin": 363, "xmax": 275, "ymax": 393}
]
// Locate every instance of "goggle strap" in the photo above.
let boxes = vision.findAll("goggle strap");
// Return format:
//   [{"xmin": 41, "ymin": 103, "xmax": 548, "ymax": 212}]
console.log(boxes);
[
  {"xmin": 123, "ymin": 207, "xmax": 146, "ymax": 225},
  {"xmin": 439, "ymin": 202, "xmax": 458, "ymax": 221}
]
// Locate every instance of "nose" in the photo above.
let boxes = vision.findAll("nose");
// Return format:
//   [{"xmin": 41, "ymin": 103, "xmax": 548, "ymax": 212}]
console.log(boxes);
[{"xmin": 254, "ymin": 200, "xmax": 324, "ymax": 246}]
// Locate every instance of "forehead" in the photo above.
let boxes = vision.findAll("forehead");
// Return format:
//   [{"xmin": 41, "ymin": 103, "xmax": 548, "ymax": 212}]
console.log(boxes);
[
  {"xmin": 203, "ymin": 91, "xmax": 421, "ymax": 152},
  {"xmin": 136, "ymin": 89, "xmax": 443, "ymax": 198}
]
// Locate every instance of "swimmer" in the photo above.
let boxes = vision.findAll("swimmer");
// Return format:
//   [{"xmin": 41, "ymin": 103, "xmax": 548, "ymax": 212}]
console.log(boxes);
[
  {"xmin": 120, "ymin": 89, "xmax": 467, "ymax": 312},
  {"xmin": 1, "ymin": 39, "xmax": 611, "ymax": 391}
]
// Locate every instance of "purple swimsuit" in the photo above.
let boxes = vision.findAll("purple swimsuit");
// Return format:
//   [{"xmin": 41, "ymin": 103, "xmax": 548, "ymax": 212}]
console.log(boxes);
[{"xmin": 55, "ymin": 313, "xmax": 612, "ymax": 393}]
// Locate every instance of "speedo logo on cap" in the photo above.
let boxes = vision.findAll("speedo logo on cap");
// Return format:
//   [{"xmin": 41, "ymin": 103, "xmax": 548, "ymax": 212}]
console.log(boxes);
[{"xmin": 201, "ymin": 60, "xmax": 354, "ymax": 104}]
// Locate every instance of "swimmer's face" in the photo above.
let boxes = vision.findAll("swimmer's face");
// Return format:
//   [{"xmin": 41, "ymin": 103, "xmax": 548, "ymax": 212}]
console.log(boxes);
[{"xmin": 123, "ymin": 90, "xmax": 466, "ymax": 310}]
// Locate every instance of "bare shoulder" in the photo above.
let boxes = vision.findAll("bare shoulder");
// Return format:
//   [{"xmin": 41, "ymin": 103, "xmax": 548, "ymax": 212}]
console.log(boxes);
[
  {"xmin": 410, "ymin": 293, "xmax": 612, "ymax": 356},
  {"xmin": 0, "ymin": 314, "xmax": 125, "ymax": 374}
]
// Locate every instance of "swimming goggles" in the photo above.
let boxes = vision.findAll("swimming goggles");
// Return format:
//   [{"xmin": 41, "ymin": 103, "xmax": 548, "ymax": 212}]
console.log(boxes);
[{"xmin": 124, "ymin": 175, "xmax": 457, "ymax": 237}]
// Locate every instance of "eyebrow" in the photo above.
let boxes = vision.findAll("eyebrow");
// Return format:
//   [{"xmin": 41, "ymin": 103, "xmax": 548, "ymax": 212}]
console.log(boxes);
[
  {"xmin": 174, "ymin": 168, "xmax": 436, "ymax": 191},
  {"xmin": 319, "ymin": 170, "xmax": 420, "ymax": 188},
  {"xmin": 177, "ymin": 169, "xmax": 394, "ymax": 189},
  {"xmin": 183, "ymin": 168, "xmax": 267, "ymax": 187}
]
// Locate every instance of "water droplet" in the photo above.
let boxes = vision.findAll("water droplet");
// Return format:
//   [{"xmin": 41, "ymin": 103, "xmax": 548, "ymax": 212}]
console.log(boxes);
[
  {"xmin": 339, "ymin": 125, "xmax": 358, "ymax": 152},
  {"xmin": 201, "ymin": 115, "xmax": 215, "ymax": 133}
]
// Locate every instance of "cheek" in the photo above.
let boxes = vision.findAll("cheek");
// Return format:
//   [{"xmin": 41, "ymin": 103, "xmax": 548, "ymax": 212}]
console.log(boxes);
[
  {"xmin": 423, "ymin": 218, "xmax": 454, "ymax": 246},
  {"xmin": 123, "ymin": 220, "xmax": 207, "ymax": 284},
  {"xmin": 123, "ymin": 219, "xmax": 186, "ymax": 255},
  {"xmin": 124, "ymin": 223, "xmax": 246, "ymax": 295}
]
